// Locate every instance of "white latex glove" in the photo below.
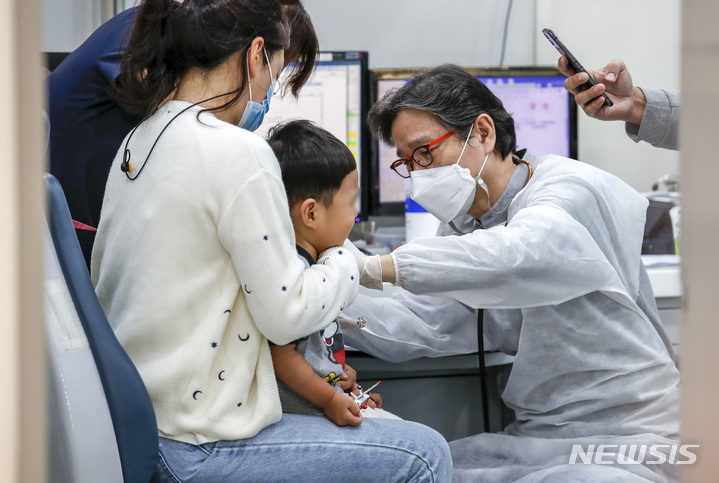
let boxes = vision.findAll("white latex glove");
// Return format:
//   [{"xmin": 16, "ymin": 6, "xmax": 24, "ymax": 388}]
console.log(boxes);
[{"xmin": 342, "ymin": 239, "xmax": 383, "ymax": 290}]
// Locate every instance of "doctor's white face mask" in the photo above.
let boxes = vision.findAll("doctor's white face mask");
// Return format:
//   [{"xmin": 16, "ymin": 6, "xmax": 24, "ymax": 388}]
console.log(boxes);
[{"xmin": 410, "ymin": 124, "xmax": 489, "ymax": 224}]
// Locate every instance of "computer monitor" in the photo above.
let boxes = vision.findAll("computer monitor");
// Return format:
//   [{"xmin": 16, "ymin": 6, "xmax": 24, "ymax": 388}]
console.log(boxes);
[
  {"xmin": 369, "ymin": 67, "xmax": 578, "ymax": 215},
  {"xmin": 256, "ymin": 51, "xmax": 371, "ymax": 219}
]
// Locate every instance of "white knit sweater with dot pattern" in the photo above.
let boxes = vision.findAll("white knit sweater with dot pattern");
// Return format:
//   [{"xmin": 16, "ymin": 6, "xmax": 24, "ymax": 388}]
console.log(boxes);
[{"xmin": 92, "ymin": 101, "xmax": 358, "ymax": 444}]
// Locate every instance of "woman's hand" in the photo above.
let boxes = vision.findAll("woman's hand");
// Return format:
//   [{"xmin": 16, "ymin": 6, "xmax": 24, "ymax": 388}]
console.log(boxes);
[{"xmin": 323, "ymin": 392, "xmax": 362, "ymax": 426}]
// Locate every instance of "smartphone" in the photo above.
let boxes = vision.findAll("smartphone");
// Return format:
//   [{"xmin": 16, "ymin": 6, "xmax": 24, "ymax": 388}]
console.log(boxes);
[{"xmin": 542, "ymin": 28, "xmax": 613, "ymax": 107}]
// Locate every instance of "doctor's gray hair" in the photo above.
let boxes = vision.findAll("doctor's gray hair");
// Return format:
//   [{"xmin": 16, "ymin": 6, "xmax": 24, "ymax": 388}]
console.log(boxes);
[{"xmin": 368, "ymin": 64, "xmax": 517, "ymax": 159}]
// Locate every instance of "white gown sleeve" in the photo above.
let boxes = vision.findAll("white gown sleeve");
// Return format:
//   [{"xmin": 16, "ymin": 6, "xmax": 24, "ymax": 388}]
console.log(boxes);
[
  {"xmin": 342, "ymin": 287, "xmax": 479, "ymax": 363},
  {"xmin": 391, "ymin": 203, "xmax": 620, "ymax": 310}
]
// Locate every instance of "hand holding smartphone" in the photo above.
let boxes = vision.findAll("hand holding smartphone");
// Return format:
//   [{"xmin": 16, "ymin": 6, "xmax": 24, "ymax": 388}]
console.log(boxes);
[{"xmin": 542, "ymin": 28, "xmax": 613, "ymax": 107}]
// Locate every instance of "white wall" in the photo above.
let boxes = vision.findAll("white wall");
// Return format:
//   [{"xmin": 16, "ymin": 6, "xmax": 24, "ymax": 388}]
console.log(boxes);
[
  {"xmin": 303, "ymin": 0, "xmax": 535, "ymax": 69},
  {"xmin": 41, "ymin": 0, "xmax": 102, "ymax": 52}
]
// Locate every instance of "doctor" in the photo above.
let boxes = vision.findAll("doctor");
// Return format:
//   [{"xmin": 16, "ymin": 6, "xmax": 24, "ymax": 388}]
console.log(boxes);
[{"xmin": 344, "ymin": 65, "xmax": 680, "ymax": 482}]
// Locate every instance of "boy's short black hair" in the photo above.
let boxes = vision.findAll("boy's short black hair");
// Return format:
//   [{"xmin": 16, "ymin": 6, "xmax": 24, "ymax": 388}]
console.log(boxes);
[{"xmin": 267, "ymin": 120, "xmax": 357, "ymax": 207}]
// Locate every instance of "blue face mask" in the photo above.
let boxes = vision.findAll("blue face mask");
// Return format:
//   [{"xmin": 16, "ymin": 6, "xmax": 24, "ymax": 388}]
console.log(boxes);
[{"xmin": 238, "ymin": 48, "xmax": 277, "ymax": 131}]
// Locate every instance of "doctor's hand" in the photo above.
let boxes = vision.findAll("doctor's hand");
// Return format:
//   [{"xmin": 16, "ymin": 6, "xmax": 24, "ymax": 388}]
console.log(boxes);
[
  {"xmin": 342, "ymin": 239, "xmax": 384, "ymax": 290},
  {"xmin": 323, "ymin": 392, "xmax": 362, "ymax": 427},
  {"xmin": 558, "ymin": 56, "xmax": 646, "ymax": 125}
]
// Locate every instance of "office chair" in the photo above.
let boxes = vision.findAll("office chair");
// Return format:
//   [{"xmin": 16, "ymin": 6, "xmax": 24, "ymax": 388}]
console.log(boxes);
[{"xmin": 44, "ymin": 173, "xmax": 158, "ymax": 482}]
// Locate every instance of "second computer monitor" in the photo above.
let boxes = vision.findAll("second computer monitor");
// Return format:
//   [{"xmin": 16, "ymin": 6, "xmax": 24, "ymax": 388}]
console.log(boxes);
[
  {"xmin": 256, "ymin": 51, "xmax": 370, "ymax": 219},
  {"xmin": 371, "ymin": 67, "xmax": 577, "ymax": 215}
]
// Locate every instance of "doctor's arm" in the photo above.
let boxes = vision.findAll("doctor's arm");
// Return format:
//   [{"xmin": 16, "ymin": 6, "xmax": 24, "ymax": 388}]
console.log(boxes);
[
  {"xmin": 351, "ymin": 204, "xmax": 618, "ymax": 310},
  {"xmin": 342, "ymin": 288, "xmax": 480, "ymax": 362}
]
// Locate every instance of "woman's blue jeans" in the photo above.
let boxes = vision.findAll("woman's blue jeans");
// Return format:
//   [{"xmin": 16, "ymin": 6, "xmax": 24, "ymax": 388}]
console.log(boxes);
[{"xmin": 155, "ymin": 413, "xmax": 452, "ymax": 482}]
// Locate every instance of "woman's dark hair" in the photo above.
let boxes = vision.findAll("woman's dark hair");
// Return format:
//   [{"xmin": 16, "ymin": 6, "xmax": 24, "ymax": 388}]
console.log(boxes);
[
  {"xmin": 368, "ymin": 64, "xmax": 517, "ymax": 159},
  {"xmin": 267, "ymin": 120, "xmax": 357, "ymax": 208},
  {"xmin": 280, "ymin": 0, "xmax": 317, "ymax": 97},
  {"xmin": 113, "ymin": 0, "xmax": 318, "ymax": 119}
]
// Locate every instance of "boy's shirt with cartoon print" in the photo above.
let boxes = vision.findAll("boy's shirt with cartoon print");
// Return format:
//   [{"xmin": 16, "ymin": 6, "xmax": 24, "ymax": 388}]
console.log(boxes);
[{"xmin": 274, "ymin": 245, "xmax": 347, "ymax": 416}]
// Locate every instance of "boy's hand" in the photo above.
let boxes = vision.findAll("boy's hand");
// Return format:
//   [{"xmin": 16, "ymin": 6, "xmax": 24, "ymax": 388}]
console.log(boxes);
[
  {"xmin": 324, "ymin": 392, "xmax": 362, "ymax": 426},
  {"xmin": 337, "ymin": 364, "xmax": 357, "ymax": 392}
]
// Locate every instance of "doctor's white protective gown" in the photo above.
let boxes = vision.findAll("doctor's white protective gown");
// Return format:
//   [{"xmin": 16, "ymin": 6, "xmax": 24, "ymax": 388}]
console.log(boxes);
[{"xmin": 343, "ymin": 155, "xmax": 680, "ymax": 482}]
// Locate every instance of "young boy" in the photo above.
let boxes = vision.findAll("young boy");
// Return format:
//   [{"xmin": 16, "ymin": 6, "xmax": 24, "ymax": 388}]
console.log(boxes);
[{"xmin": 267, "ymin": 120, "xmax": 383, "ymax": 426}]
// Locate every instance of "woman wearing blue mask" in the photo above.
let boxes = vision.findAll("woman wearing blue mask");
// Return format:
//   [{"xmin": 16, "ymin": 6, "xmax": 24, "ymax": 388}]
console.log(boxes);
[{"xmin": 92, "ymin": 1, "xmax": 451, "ymax": 481}]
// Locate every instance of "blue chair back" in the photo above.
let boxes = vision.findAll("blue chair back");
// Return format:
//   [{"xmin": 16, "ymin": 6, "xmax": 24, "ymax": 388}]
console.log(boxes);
[{"xmin": 45, "ymin": 173, "xmax": 158, "ymax": 483}]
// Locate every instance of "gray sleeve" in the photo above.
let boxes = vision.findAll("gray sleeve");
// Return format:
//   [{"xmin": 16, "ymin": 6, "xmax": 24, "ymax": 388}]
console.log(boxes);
[{"xmin": 625, "ymin": 88, "xmax": 680, "ymax": 150}]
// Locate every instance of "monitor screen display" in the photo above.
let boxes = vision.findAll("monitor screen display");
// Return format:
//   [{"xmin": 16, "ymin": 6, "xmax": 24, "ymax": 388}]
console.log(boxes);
[
  {"xmin": 256, "ymin": 51, "xmax": 370, "ymax": 219},
  {"xmin": 371, "ymin": 68, "xmax": 577, "ymax": 214}
]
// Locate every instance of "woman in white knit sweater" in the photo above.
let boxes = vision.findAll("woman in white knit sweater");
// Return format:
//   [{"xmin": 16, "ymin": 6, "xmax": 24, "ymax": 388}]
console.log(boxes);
[{"xmin": 91, "ymin": 0, "xmax": 451, "ymax": 481}]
